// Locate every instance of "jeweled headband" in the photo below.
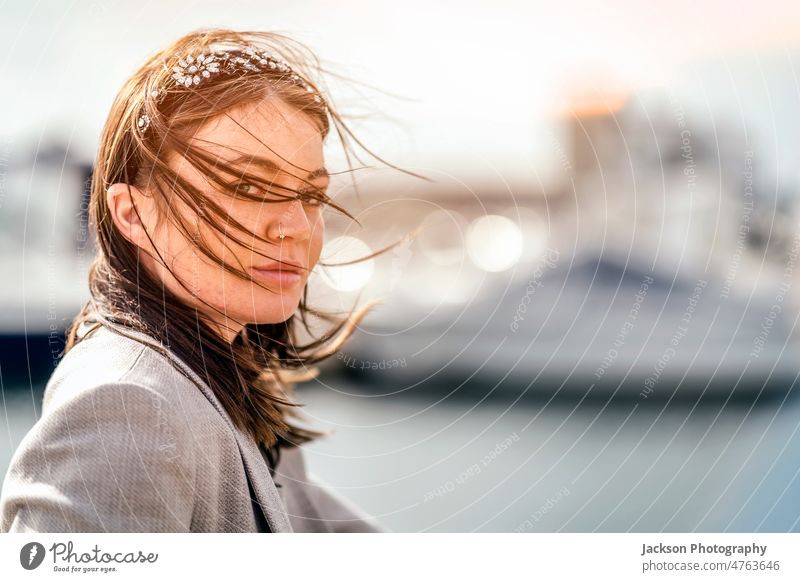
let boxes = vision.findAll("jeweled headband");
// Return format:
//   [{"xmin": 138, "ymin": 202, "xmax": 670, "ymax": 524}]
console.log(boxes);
[{"xmin": 136, "ymin": 45, "xmax": 325, "ymax": 133}]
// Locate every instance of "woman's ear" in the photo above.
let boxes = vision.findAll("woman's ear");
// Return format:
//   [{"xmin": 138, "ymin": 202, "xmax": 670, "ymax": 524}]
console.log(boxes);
[{"xmin": 106, "ymin": 183, "xmax": 153, "ymax": 249}]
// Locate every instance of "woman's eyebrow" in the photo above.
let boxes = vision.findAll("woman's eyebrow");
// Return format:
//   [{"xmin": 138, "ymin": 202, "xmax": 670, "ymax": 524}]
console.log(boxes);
[{"xmin": 225, "ymin": 153, "xmax": 329, "ymax": 181}]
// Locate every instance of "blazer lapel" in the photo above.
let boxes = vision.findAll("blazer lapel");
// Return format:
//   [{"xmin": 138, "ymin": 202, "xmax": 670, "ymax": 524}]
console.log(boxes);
[
  {"xmin": 228, "ymin": 424, "xmax": 294, "ymax": 532},
  {"xmin": 94, "ymin": 323, "xmax": 294, "ymax": 533}
]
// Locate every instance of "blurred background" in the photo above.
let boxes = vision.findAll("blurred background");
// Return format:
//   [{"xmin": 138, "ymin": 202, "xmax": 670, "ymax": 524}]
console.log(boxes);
[{"xmin": 3, "ymin": 0, "xmax": 800, "ymax": 532}]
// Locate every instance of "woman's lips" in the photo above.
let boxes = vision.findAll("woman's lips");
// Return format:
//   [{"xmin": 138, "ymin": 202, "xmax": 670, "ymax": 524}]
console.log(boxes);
[{"xmin": 250, "ymin": 267, "xmax": 303, "ymax": 287}]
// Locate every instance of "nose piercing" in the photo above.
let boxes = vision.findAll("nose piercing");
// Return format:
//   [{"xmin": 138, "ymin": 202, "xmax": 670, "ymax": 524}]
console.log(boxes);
[{"xmin": 278, "ymin": 222, "xmax": 285, "ymax": 240}]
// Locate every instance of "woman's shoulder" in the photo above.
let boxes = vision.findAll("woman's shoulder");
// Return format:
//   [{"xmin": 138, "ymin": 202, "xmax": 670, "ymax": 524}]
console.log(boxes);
[
  {"xmin": 43, "ymin": 323, "xmax": 210, "ymax": 417},
  {"xmin": 0, "ymin": 323, "xmax": 206, "ymax": 533}
]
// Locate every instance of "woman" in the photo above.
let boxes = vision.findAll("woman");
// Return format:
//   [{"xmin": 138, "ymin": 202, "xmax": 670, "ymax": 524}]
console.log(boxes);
[{"xmin": 0, "ymin": 28, "xmax": 420, "ymax": 533}]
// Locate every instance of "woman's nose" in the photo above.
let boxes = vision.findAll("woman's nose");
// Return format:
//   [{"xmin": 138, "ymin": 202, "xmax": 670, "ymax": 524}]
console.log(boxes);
[{"xmin": 270, "ymin": 198, "xmax": 311, "ymax": 241}]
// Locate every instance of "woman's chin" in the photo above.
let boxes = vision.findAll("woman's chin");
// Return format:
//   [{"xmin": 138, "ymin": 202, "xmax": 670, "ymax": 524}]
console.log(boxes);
[{"xmin": 241, "ymin": 301, "xmax": 301, "ymax": 325}]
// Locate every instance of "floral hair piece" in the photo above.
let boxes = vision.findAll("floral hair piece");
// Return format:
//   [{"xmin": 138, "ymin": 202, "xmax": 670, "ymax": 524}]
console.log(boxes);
[{"xmin": 137, "ymin": 45, "xmax": 324, "ymax": 133}]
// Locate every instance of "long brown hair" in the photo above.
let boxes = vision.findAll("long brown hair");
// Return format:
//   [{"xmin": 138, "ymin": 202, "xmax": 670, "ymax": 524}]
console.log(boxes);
[{"xmin": 66, "ymin": 28, "xmax": 427, "ymax": 449}]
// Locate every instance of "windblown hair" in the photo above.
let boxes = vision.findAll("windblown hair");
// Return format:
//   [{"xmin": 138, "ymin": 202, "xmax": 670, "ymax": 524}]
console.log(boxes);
[{"xmin": 65, "ymin": 28, "xmax": 424, "ymax": 450}]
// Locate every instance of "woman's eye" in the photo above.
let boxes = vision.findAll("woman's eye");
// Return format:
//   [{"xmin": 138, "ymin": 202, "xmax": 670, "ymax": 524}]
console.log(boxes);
[
  {"xmin": 298, "ymin": 190, "xmax": 327, "ymax": 207},
  {"xmin": 231, "ymin": 181, "xmax": 325, "ymax": 206},
  {"xmin": 232, "ymin": 182, "xmax": 256, "ymax": 195},
  {"xmin": 231, "ymin": 182, "xmax": 282, "ymax": 202}
]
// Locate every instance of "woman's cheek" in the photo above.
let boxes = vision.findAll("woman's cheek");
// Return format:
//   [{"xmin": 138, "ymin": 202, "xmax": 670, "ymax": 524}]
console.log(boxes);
[{"xmin": 309, "ymin": 212, "xmax": 324, "ymax": 267}]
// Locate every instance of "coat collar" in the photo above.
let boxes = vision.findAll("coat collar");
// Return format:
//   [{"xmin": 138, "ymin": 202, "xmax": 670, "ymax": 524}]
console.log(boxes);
[{"xmin": 88, "ymin": 321, "xmax": 294, "ymax": 533}]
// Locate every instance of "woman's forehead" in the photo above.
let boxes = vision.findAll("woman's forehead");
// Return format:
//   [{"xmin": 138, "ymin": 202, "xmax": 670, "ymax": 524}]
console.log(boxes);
[
  {"xmin": 198, "ymin": 99, "xmax": 321, "ymax": 154},
  {"xmin": 175, "ymin": 99, "xmax": 325, "ymax": 177}
]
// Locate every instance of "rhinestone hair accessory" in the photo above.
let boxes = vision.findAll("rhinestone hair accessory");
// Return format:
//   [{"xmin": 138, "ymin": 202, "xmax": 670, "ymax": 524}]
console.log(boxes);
[
  {"xmin": 137, "ymin": 45, "xmax": 324, "ymax": 133},
  {"xmin": 278, "ymin": 222, "xmax": 285, "ymax": 240}
]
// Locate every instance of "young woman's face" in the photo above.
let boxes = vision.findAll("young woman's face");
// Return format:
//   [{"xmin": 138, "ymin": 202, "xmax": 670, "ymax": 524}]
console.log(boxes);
[{"xmin": 141, "ymin": 98, "xmax": 327, "ymax": 342}]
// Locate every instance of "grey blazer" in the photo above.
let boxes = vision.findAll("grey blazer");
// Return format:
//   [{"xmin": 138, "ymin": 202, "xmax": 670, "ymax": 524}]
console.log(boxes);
[{"xmin": 0, "ymin": 321, "xmax": 386, "ymax": 533}]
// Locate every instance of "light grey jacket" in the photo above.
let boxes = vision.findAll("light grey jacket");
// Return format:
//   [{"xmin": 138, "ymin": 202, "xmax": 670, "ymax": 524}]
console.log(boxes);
[{"xmin": 0, "ymin": 321, "xmax": 386, "ymax": 533}]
